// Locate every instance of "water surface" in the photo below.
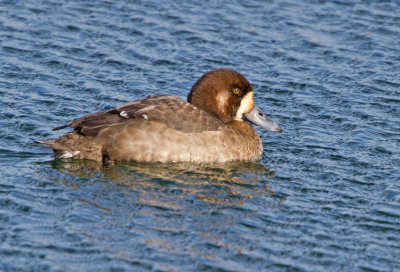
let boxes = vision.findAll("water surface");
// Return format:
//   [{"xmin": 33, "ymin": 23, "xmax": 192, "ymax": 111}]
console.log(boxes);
[{"xmin": 1, "ymin": 0, "xmax": 400, "ymax": 271}]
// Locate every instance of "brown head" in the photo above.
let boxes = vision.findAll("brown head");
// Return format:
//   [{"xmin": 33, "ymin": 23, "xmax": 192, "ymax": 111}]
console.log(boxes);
[{"xmin": 188, "ymin": 68, "xmax": 282, "ymax": 132}]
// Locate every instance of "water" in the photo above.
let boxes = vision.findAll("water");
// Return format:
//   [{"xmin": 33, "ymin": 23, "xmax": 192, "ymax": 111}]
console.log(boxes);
[{"xmin": 1, "ymin": 0, "xmax": 400, "ymax": 271}]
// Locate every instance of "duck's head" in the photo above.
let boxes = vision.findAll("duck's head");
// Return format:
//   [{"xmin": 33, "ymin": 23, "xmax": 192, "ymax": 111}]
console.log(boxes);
[{"xmin": 188, "ymin": 68, "xmax": 282, "ymax": 132}]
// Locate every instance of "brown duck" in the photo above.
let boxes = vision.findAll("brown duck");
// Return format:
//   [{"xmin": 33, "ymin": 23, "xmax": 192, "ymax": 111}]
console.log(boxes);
[{"xmin": 38, "ymin": 68, "xmax": 282, "ymax": 163}]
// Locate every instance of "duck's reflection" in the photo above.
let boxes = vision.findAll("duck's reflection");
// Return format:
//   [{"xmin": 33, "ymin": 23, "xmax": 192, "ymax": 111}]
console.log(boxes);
[
  {"xmin": 40, "ymin": 159, "xmax": 279, "ymax": 261},
  {"xmin": 48, "ymin": 159, "xmax": 276, "ymax": 206}
]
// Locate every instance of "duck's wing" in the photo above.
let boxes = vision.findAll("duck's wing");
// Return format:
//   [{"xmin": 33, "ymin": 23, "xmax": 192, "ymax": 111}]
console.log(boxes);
[{"xmin": 53, "ymin": 95, "xmax": 223, "ymax": 136}]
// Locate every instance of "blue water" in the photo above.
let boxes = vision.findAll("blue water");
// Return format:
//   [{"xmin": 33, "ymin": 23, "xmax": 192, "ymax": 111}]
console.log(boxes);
[{"xmin": 1, "ymin": 0, "xmax": 400, "ymax": 271}]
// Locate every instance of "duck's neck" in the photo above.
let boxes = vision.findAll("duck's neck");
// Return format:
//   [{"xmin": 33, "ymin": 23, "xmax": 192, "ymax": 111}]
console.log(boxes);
[
  {"xmin": 227, "ymin": 121, "xmax": 263, "ymax": 157},
  {"xmin": 227, "ymin": 121, "xmax": 258, "ymax": 137}
]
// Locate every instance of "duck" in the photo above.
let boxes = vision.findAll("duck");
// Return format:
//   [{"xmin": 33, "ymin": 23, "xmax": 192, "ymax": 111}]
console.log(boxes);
[{"xmin": 38, "ymin": 68, "xmax": 282, "ymax": 163}]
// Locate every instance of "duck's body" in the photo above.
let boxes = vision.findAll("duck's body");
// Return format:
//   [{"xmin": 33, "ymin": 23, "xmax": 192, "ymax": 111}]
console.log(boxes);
[{"xmin": 39, "ymin": 68, "xmax": 281, "ymax": 163}]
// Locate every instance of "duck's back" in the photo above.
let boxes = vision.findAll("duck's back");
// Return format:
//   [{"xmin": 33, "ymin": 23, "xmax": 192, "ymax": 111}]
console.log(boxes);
[{"xmin": 56, "ymin": 95, "xmax": 222, "ymax": 136}]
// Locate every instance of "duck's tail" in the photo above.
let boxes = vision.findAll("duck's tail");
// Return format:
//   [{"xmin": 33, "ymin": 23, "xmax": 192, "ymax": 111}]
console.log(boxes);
[
  {"xmin": 34, "ymin": 132, "xmax": 103, "ymax": 161},
  {"xmin": 34, "ymin": 139, "xmax": 55, "ymax": 146}
]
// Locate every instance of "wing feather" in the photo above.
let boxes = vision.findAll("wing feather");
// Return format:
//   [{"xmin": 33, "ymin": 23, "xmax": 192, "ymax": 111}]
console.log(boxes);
[{"xmin": 53, "ymin": 95, "xmax": 223, "ymax": 136}]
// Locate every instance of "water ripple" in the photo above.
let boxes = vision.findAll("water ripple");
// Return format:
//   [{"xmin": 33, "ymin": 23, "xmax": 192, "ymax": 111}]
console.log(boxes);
[{"xmin": 1, "ymin": 0, "xmax": 400, "ymax": 271}]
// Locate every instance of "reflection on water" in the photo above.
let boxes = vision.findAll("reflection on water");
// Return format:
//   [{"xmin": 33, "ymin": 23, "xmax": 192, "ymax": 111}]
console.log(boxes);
[
  {"xmin": 47, "ymin": 159, "xmax": 276, "ymax": 206},
  {"xmin": 31, "ymin": 159, "xmax": 283, "ymax": 271},
  {"xmin": 2, "ymin": 0, "xmax": 400, "ymax": 270}
]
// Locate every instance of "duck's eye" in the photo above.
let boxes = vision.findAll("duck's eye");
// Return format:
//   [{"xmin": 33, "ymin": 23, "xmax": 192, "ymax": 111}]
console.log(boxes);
[{"xmin": 232, "ymin": 88, "xmax": 241, "ymax": 95}]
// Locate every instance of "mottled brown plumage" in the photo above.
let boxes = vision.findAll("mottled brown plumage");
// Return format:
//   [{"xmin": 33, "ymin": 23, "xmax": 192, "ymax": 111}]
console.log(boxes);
[{"xmin": 38, "ymin": 68, "xmax": 282, "ymax": 163}]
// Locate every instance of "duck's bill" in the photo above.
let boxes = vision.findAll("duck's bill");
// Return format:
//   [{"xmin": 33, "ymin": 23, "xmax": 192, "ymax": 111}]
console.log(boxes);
[{"xmin": 244, "ymin": 104, "xmax": 282, "ymax": 132}]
